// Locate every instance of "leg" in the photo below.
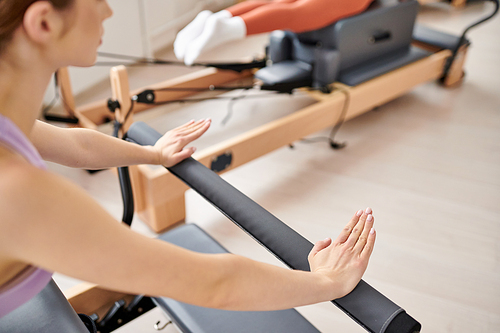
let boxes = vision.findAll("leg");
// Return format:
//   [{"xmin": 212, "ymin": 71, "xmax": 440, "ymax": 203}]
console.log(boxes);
[
  {"xmin": 174, "ymin": 10, "xmax": 214, "ymax": 59},
  {"xmin": 183, "ymin": 0, "xmax": 372, "ymax": 64},
  {"xmin": 242, "ymin": 0, "xmax": 373, "ymax": 35},
  {"xmin": 227, "ymin": 0, "xmax": 297, "ymax": 16},
  {"xmin": 183, "ymin": 14, "xmax": 247, "ymax": 65},
  {"xmin": 174, "ymin": 0, "xmax": 295, "ymax": 59}
]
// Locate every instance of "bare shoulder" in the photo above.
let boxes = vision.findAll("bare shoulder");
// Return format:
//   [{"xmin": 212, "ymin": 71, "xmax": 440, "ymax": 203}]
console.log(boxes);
[
  {"xmin": 0, "ymin": 156, "xmax": 95, "ymax": 218},
  {"xmin": 0, "ymin": 157, "xmax": 39, "ymax": 198},
  {"xmin": 0, "ymin": 155, "xmax": 124, "ymax": 262},
  {"xmin": 0, "ymin": 159, "xmax": 43, "ymax": 251},
  {"xmin": 0, "ymin": 157, "xmax": 87, "ymax": 246},
  {"xmin": 0, "ymin": 158, "xmax": 53, "ymax": 225},
  {"xmin": 0, "ymin": 156, "xmax": 49, "ymax": 193}
]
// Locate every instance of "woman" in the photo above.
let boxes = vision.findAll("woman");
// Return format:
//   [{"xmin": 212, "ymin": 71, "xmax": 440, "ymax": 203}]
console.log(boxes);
[
  {"xmin": 175, "ymin": 0, "xmax": 374, "ymax": 64},
  {"xmin": 0, "ymin": 0, "xmax": 375, "ymax": 320}
]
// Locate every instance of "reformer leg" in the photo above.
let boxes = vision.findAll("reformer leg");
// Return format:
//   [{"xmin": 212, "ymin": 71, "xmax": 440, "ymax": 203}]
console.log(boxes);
[
  {"xmin": 56, "ymin": 68, "xmax": 98, "ymax": 130},
  {"xmin": 412, "ymin": 24, "xmax": 470, "ymax": 87},
  {"xmin": 442, "ymin": 43, "xmax": 468, "ymax": 87}
]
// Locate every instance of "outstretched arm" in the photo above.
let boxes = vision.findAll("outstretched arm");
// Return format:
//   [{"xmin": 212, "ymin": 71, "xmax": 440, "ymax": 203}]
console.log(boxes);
[
  {"xmin": 30, "ymin": 119, "xmax": 211, "ymax": 169},
  {"xmin": 0, "ymin": 160, "xmax": 375, "ymax": 311}
]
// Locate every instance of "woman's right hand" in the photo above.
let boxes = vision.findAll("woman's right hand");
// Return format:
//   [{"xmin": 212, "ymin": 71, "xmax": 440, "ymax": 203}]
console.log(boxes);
[
  {"xmin": 153, "ymin": 119, "xmax": 211, "ymax": 168},
  {"xmin": 308, "ymin": 208, "xmax": 376, "ymax": 300}
]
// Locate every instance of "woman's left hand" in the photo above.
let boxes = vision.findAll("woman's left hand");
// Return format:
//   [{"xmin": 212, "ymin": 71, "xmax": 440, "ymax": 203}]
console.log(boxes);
[{"xmin": 153, "ymin": 119, "xmax": 211, "ymax": 167}]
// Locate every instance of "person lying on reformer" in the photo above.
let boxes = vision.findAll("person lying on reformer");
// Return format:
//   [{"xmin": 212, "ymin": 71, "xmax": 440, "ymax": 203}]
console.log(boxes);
[
  {"xmin": 0, "ymin": 0, "xmax": 376, "ymax": 319},
  {"xmin": 175, "ymin": 0, "xmax": 374, "ymax": 65}
]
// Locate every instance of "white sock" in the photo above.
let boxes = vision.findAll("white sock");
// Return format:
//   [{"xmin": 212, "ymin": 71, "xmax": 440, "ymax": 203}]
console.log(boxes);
[
  {"xmin": 174, "ymin": 10, "xmax": 213, "ymax": 60},
  {"xmin": 174, "ymin": 10, "xmax": 233, "ymax": 60},
  {"xmin": 184, "ymin": 16, "xmax": 246, "ymax": 65}
]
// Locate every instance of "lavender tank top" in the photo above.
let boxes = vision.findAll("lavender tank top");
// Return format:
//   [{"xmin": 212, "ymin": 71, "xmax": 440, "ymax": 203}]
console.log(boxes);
[{"xmin": 0, "ymin": 114, "xmax": 53, "ymax": 318}]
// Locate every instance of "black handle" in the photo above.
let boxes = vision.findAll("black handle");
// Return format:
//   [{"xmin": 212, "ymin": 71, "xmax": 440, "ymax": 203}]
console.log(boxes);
[{"xmin": 368, "ymin": 31, "xmax": 391, "ymax": 44}]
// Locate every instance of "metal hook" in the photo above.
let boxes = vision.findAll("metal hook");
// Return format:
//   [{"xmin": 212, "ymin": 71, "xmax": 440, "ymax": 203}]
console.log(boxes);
[{"xmin": 154, "ymin": 320, "xmax": 172, "ymax": 331}]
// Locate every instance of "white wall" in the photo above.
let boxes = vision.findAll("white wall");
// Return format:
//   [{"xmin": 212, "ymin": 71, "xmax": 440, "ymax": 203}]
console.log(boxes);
[
  {"xmin": 70, "ymin": 0, "xmax": 146, "ymax": 94},
  {"xmin": 143, "ymin": 0, "xmax": 236, "ymax": 53},
  {"xmin": 44, "ymin": 0, "xmax": 237, "ymax": 105},
  {"xmin": 44, "ymin": 0, "xmax": 145, "ymax": 104}
]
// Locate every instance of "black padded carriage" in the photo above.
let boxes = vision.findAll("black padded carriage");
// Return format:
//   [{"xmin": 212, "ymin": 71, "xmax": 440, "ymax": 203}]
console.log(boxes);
[
  {"xmin": 255, "ymin": 0, "xmax": 498, "ymax": 91},
  {"xmin": 155, "ymin": 224, "xmax": 320, "ymax": 333},
  {"xmin": 255, "ymin": 0, "xmax": 431, "ymax": 90},
  {"xmin": 0, "ymin": 280, "xmax": 90, "ymax": 333}
]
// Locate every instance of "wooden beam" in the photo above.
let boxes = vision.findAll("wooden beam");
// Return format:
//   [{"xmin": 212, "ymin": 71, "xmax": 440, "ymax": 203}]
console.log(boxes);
[
  {"xmin": 450, "ymin": 0, "xmax": 467, "ymax": 8},
  {"xmin": 442, "ymin": 44, "xmax": 468, "ymax": 87},
  {"xmin": 56, "ymin": 67, "xmax": 76, "ymax": 117},
  {"xmin": 110, "ymin": 65, "xmax": 133, "ymax": 135},
  {"xmin": 65, "ymin": 282, "xmax": 130, "ymax": 317}
]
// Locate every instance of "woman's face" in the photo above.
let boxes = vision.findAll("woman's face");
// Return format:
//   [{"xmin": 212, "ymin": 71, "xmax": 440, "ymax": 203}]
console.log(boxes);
[{"xmin": 57, "ymin": 0, "xmax": 113, "ymax": 67}]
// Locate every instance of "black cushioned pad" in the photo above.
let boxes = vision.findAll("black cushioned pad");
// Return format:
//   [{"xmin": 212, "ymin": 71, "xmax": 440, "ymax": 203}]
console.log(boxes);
[
  {"xmin": 126, "ymin": 122, "xmax": 421, "ymax": 333},
  {"xmin": 154, "ymin": 224, "xmax": 320, "ymax": 333},
  {"xmin": 413, "ymin": 24, "xmax": 465, "ymax": 51},
  {"xmin": 338, "ymin": 46, "xmax": 432, "ymax": 86},
  {"xmin": 0, "ymin": 280, "xmax": 89, "ymax": 333},
  {"xmin": 254, "ymin": 60, "xmax": 312, "ymax": 85}
]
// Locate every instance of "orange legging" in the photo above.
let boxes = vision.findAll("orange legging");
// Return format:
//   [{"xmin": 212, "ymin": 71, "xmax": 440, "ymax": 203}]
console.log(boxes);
[{"xmin": 227, "ymin": 0, "xmax": 374, "ymax": 35}]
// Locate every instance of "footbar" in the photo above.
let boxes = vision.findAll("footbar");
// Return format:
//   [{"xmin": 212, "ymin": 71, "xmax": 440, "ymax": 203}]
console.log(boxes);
[{"xmin": 125, "ymin": 121, "xmax": 421, "ymax": 333}]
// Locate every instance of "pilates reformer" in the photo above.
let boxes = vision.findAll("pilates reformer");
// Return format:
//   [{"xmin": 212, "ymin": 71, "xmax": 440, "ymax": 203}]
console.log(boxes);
[
  {"xmin": 0, "ymin": 117, "xmax": 422, "ymax": 333},
  {"xmin": 48, "ymin": 0, "xmax": 498, "ymax": 233},
  {"xmin": 1, "ymin": 1, "xmax": 496, "ymax": 332}
]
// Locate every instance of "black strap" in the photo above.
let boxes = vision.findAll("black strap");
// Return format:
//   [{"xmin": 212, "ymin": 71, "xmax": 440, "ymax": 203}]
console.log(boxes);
[{"xmin": 78, "ymin": 314, "xmax": 97, "ymax": 333}]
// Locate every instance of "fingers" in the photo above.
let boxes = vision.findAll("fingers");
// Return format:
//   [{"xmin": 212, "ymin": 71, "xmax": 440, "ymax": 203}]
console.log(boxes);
[
  {"xmin": 333, "ymin": 208, "xmax": 374, "ymax": 248},
  {"xmin": 360, "ymin": 227, "xmax": 376, "ymax": 259},
  {"xmin": 352, "ymin": 213, "xmax": 375, "ymax": 253},
  {"xmin": 333, "ymin": 209, "xmax": 364, "ymax": 244},
  {"xmin": 344, "ymin": 209, "xmax": 373, "ymax": 248},
  {"xmin": 170, "ymin": 147, "xmax": 197, "ymax": 165},
  {"xmin": 155, "ymin": 119, "xmax": 211, "ymax": 167},
  {"xmin": 182, "ymin": 119, "xmax": 211, "ymax": 142},
  {"xmin": 308, "ymin": 238, "xmax": 332, "ymax": 261},
  {"xmin": 171, "ymin": 119, "xmax": 211, "ymax": 147},
  {"xmin": 313, "ymin": 207, "xmax": 374, "ymax": 257},
  {"xmin": 175, "ymin": 119, "xmax": 196, "ymax": 131},
  {"xmin": 175, "ymin": 119, "xmax": 211, "ymax": 137}
]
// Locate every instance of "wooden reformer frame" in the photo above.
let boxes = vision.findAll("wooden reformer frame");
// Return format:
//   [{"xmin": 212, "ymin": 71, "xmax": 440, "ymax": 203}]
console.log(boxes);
[
  {"xmin": 418, "ymin": 0, "xmax": 469, "ymax": 8},
  {"xmin": 64, "ymin": 282, "xmax": 131, "ymax": 321},
  {"xmin": 55, "ymin": 39, "xmax": 467, "ymax": 233}
]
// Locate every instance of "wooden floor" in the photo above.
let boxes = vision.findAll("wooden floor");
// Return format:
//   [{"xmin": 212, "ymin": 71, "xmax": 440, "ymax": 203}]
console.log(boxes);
[{"xmin": 50, "ymin": 2, "xmax": 500, "ymax": 332}]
